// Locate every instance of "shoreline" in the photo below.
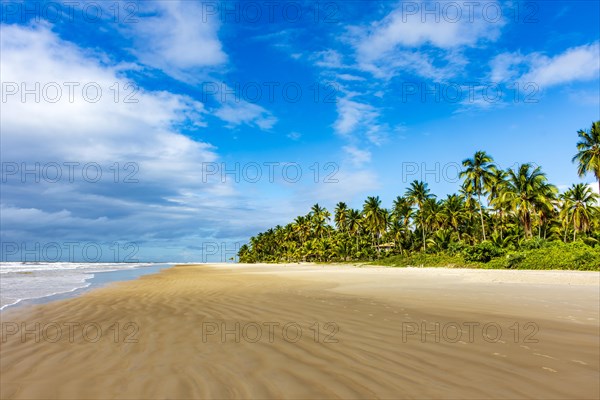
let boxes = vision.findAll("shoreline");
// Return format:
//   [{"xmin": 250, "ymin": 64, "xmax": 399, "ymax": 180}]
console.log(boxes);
[
  {"xmin": 1, "ymin": 263, "xmax": 598, "ymax": 399},
  {"xmin": 0, "ymin": 263, "xmax": 174, "ymax": 312}
]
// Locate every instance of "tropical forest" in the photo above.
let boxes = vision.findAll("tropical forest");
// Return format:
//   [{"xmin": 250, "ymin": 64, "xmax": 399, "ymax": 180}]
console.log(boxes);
[{"xmin": 238, "ymin": 122, "xmax": 600, "ymax": 270}]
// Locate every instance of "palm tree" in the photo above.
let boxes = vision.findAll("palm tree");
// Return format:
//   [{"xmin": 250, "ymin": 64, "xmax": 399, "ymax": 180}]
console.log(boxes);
[
  {"xmin": 392, "ymin": 196, "xmax": 413, "ymax": 227},
  {"xmin": 442, "ymin": 194, "xmax": 466, "ymax": 240},
  {"xmin": 500, "ymin": 163, "xmax": 557, "ymax": 239},
  {"xmin": 347, "ymin": 208, "xmax": 363, "ymax": 252},
  {"xmin": 310, "ymin": 203, "xmax": 330, "ymax": 238},
  {"xmin": 362, "ymin": 196, "xmax": 387, "ymax": 247},
  {"xmin": 293, "ymin": 216, "xmax": 310, "ymax": 246},
  {"xmin": 405, "ymin": 180, "xmax": 433, "ymax": 251},
  {"xmin": 572, "ymin": 121, "xmax": 600, "ymax": 193},
  {"xmin": 460, "ymin": 151, "xmax": 495, "ymax": 241},
  {"xmin": 423, "ymin": 198, "xmax": 444, "ymax": 232},
  {"xmin": 485, "ymin": 167, "xmax": 508, "ymax": 238},
  {"xmin": 239, "ymin": 144, "xmax": 600, "ymax": 264},
  {"xmin": 334, "ymin": 202, "xmax": 349, "ymax": 233},
  {"xmin": 560, "ymin": 183, "xmax": 599, "ymax": 241}
]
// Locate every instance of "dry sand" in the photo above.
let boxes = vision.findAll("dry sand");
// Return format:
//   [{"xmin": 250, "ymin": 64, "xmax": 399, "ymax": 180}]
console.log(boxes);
[{"xmin": 1, "ymin": 263, "xmax": 599, "ymax": 399}]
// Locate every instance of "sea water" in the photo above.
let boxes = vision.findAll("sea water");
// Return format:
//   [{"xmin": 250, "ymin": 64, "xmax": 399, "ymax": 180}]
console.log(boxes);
[{"xmin": 0, "ymin": 262, "xmax": 175, "ymax": 310}]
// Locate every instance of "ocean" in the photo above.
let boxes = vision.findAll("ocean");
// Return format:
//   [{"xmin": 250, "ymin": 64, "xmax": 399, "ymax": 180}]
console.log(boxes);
[{"xmin": 0, "ymin": 262, "xmax": 175, "ymax": 310}]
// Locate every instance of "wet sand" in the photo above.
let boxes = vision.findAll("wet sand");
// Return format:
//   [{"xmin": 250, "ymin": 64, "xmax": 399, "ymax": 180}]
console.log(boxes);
[{"xmin": 1, "ymin": 263, "xmax": 598, "ymax": 399}]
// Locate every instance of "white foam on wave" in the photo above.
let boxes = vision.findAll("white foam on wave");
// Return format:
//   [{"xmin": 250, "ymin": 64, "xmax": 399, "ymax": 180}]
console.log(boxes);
[
  {"xmin": 0, "ymin": 262, "xmax": 159, "ymax": 310},
  {"xmin": 0, "ymin": 262, "xmax": 155, "ymax": 274}
]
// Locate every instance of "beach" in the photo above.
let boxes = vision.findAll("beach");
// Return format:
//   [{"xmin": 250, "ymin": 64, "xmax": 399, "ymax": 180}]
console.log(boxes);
[{"xmin": 1, "ymin": 263, "xmax": 599, "ymax": 399}]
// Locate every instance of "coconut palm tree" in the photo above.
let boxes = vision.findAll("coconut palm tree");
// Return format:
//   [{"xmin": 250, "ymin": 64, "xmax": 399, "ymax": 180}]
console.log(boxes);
[
  {"xmin": 334, "ymin": 202, "xmax": 349, "ymax": 233},
  {"xmin": 442, "ymin": 194, "xmax": 466, "ymax": 240},
  {"xmin": 362, "ymin": 196, "xmax": 387, "ymax": 247},
  {"xmin": 239, "ymin": 144, "xmax": 600, "ymax": 264},
  {"xmin": 560, "ymin": 183, "xmax": 599, "ymax": 241},
  {"xmin": 405, "ymin": 180, "xmax": 433, "ymax": 251},
  {"xmin": 423, "ymin": 198, "xmax": 444, "ymax": 232},
  {"xmin": 293, "ymin": 216, "xmax": 311, "ymax": 246},
  {"xmin": 572, "ymin": 121, "xmax": 600, "ymax": 193},
  {"xmin": 392, "ymin": 196, "xmax": 413, "ymax": 227},
  {"xmin": 501, "ymin": 163, "xmax": 557, "ymax": 239},
  {"xmin": 460, "ymin": 151, "xmax": 495, "ymax": 241},
  {"xmin": 347, "ymin": 208, "xmax": 363, "ymax": 252},
  {"xmin": 310, "ymin": 203, "xmax": 330, "ymax": 238},
  {"xmin": 485, "ymin": 167, "xmax": 508, "ymax": 238}
]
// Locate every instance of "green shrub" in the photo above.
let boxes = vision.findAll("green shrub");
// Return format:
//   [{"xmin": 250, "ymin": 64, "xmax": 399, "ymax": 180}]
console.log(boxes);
[
  {"xmin": 508, "ymin": 241, "xmax": 599, "ymax": 270},
  {"xmin": 504, "ymin": 252, "xmax": 526, "ymax": 269},
  {"xmin": 375, "ymin": 252, "xmax": 475, "ymax": 268},
  {"xmin": 372, "ymin": 241, "xmax": 599, "ymax": 271},
  {"xmin": 519, "ymin": 237, "xmax": 548, "ymax": 250},
  {"xmin": 463, "ymin": 242, "xmax": 504, "ymax": 263}
]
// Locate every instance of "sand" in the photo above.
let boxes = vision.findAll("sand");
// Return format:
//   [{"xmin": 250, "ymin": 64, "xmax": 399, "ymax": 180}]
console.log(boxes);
[{"xmin": 1, "ymin": 263, "xmax": 598, "ymax": 399}]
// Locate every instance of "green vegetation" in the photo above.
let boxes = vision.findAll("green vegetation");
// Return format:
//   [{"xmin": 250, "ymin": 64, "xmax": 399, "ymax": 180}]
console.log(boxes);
[{"xmin": 238, "ymin": 122, "xmax": 600, "ymax": 271}]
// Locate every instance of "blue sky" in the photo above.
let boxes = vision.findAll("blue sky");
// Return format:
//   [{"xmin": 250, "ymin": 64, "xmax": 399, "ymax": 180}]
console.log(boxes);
[{"xmin": 1, "ymin": 0, "xmax": 599, "ymax": 262}]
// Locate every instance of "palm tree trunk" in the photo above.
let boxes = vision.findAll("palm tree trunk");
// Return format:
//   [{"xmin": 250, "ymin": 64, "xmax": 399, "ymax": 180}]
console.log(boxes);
[{"xmin": 477, "ymin": 194, "xmax": 486, "ymax": 241}]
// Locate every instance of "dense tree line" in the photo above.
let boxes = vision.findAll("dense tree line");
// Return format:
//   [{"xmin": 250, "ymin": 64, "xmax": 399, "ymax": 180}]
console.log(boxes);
[{"xmin": 238, "ymin": 122, "xmax": 600, "ymax": 265}]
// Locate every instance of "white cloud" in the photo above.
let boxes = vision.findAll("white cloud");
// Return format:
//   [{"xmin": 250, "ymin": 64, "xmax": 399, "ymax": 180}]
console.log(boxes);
[
  {"xmin": 312, "ymin": 50, "xmax": 346, "ymax": 69},
  {"xmin": 349, "ymin": 1, "xmax": 503, "ymax": 79},
  {"xmin": 124, "ymin": 1, "xmax": 227, "ymax": 81},
  {"xmin": 490, "ymin": 42, "xmax": 600, "ymax": 87},
  {"xmin": 0, "ymin": 23, "xmax": 216, "ymax": 179},
  {"xmin": 336, "ymin": 74, "xmax": 366, "ymax": 81},
  {"xmin": 203, "ymin": 84, "xmax": 277, "ymax": 130},
  {"xmin": 343, "ymin": 145, "xmax": 371, "ymax": 167},
  {"xmin": 522, "ymin": 43, "xmax": 600, "ymax": 86},
  {"xmin": 0, "ymin": 22, "xmax": 255, "ymax": 251},
  {"xmin": 214, "ymin": 102, "xmax": 277, "ymax": 130},
  {"xmin": 333, "ymin": 98, "xmax": 379, "ymax": 136}
]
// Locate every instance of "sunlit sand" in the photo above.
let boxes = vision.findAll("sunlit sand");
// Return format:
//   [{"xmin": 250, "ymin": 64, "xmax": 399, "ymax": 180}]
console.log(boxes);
[{"xmin": 1, "ymin": 264, "xmax": 598, "ymax": 399}]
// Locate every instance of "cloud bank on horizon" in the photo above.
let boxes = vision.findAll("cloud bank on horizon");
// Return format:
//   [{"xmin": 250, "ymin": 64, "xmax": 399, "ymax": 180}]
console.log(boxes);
[{"xmin": 1, "ymin": 0, "xmax": 599, "ymax": 262}]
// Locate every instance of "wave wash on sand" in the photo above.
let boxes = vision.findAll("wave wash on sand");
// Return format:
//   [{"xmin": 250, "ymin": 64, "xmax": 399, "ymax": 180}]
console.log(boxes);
[
  {"xmin": 0, "ymin": 262, "xmax": 167, "ymax": 310},
  {"xmin": 1, "ymin": 263, "xmax": 599, "ymax": 399}
]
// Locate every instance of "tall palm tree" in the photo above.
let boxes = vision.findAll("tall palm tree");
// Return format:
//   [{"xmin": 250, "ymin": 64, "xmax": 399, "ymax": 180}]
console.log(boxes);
[
  {"xmin": 334, "ymin": 202, "xmax": 349, "ymax": 233},
  {"xmin": 392, "ymin": 196, "xmax": 413, "ymax": 227},
  {"xmin": 362, "ymin": 196, "xmax": 387, "ymax": 246},
  {"xmin": 460, "ymin": 151, "xmax": 495, "ymax": 241},
  {"xmin": 560, "ymin": 183, "xmax": 599, "ymax": 241},
  {"xmin": 293, "ymin": 216, "xmax": 310, "ymax": 246},
  {"xmin": 501, "ymin": 163, "xmax": 557, "ymax": 239},
  {"xmin": 405, "ymin": 180, "xmax": 433, "ymax": 251},
  {"xmin": 423, "ymin": 198, "xmax": 444, "ymax": 232},
  {"xmin": 442, "ymin": 194, "xmax": 466, "ymax": 240},
  {"xmin": 347, "ymin": 208, "xmax": 363, "ymax": 252},
  {"xmin": 485, "ymin": 167, "xmax": 508, "ymax": 237},
  {"xmin": 572, "ymin": 121, "xmax": 600, "ymax": 193},
  {"xmin": 310, "ymin": 203, "xmax": 330, "ymax": 238}
]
